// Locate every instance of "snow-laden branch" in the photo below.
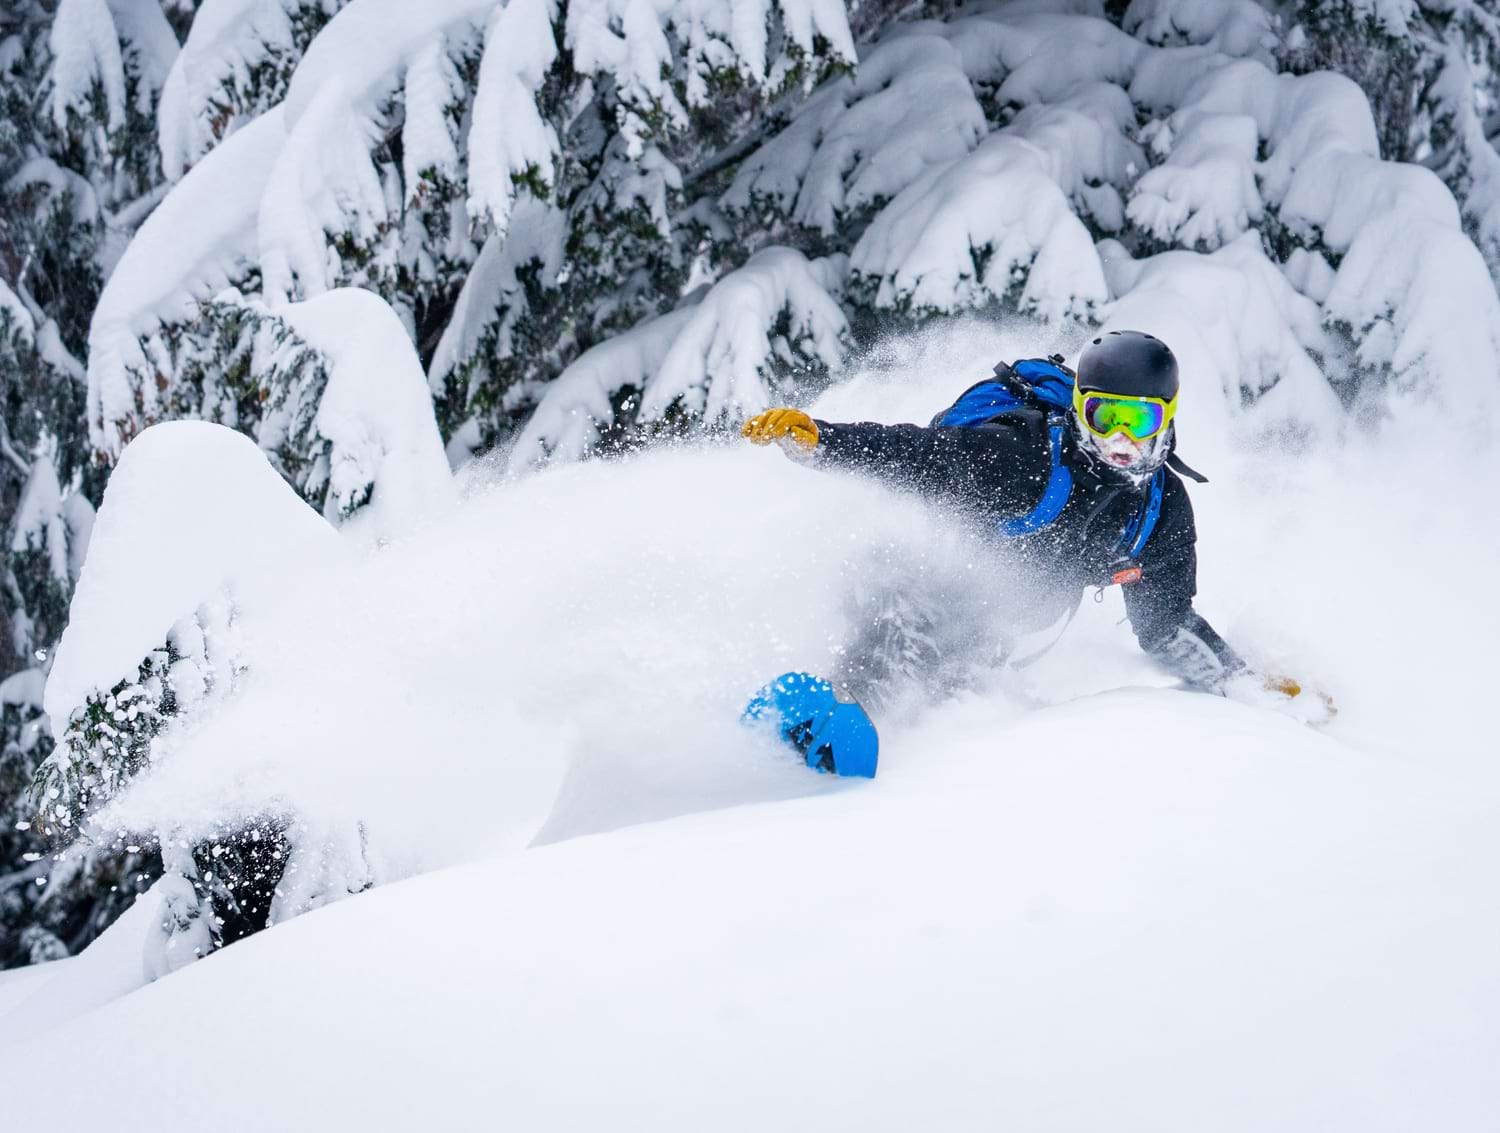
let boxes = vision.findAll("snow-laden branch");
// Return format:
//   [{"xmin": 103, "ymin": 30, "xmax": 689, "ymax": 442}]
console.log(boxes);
[
  {"xmin": 157, "ymin": 0, "xmax": 339, "ymax": 182},
  {"xmin": 265, "ymin": 288, "xmax": 457, "ymax": 535},
  {"xmin": 723, "ymin": 33, "xmax": 984, "ymax": 235},
  {"xmin": 87, "ymin": 106, "xmax": 288, "ymax": 458},
  {"xmin": 1000, "ymin": 83, "xmax": 1145, "ymax": 234},
  {"xmin": 1126, "ymin": 52, "xmax": 1493, "ymax": 393},
  {"xmin": 638, "ymin": 247, "xmax": 849, "ymax": 422},
  {"xmin": 428, "ymin": 198, "xmax": 566, "ymax": 399},
  {"xmin": 1421, "ymin": 41, "xmax": 1500, "ymax": 274},
  {"xmin": 566, "ymin": 0, "xmax": 855, "ymax": 151},
  {"xmin": 401, "ymin": 29, "xmax": 466, "ymax": 204},
  {"xmin": 510, "ymin": 246, "xmax": 848, "ymax": 469},
  {"xmin": 850, "ymin": 134, "xmax": 1107, "ymax": 320},
  {"xmin": 466, "ymin": 0, "xmax": 559, "ymax": 234},
  {"xmin": 1127, "ymin": 110, "xmax": 1262, "ymax": 250},
  {"xmin": 0, "ymin": 279, "xmax": 38, "ymax": 345},
  {"xmin": 507, "ymin": 307, "xmax": 694, "ymax": 471},
  {"xmin": 47, "ymin": 0, "xmax": 177, "ymax": 133},
  {"xmin": 258, "ymin": 0, "xmax": 493, "ymax": 299},
  {"xmin": 1121, "ymin": 0, "xmax": 1276, "ymax": 60},
  {"xmin": 1099, "ymin": 232, "xmax": 1343, "ymax": 436},
  {"xmin": 935, "ymin": 11, "xmax": 1142, "ymax": 103},
  {"xmin": 9, "ymin": 451, "xmax": 71, "ymax": 589},
  {"xmin": 1323, "ymin": 218, "xmax": 1500, "ymax": 408}
]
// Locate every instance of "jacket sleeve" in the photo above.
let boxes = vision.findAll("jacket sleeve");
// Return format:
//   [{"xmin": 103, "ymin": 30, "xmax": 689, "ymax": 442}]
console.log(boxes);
[
  {"xmin": 812, "ymin": 416, "xmax": 1051, "ymax": 515},
  {"xmin": 1122, "ymin": 472, "xmax": 1246, "ymax": 690}
]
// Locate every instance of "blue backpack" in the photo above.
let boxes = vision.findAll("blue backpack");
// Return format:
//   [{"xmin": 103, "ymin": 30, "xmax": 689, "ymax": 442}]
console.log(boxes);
[{"xmin": 931, "ymin": 355, "xmax": 1167, "ymax": 558}]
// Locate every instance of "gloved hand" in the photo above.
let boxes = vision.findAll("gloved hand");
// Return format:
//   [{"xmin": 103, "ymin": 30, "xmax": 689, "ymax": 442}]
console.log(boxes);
[
  {"xmin": 742, "ymin": 408, "xmax": 819, "ymax": 451},
  {"xmin": 1223, "ymin": 670, "xmax": 1337, "ymax": 727}
]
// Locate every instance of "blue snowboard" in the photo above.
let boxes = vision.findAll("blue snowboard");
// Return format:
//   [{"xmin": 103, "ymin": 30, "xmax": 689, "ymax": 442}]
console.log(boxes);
[{"xmin": 743, "ymin": 672, "xmax": 879, "ymax": 778}]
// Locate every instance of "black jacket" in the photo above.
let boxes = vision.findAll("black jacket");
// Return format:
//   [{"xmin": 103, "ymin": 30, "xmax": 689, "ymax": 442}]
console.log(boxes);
[{"xmin": 812, "ymin": 406, "xmax": 1245, "ymax": 688}]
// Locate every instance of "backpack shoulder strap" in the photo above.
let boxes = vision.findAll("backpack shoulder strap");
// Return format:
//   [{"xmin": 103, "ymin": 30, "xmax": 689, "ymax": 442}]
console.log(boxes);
[
  {"xmin": 996, "ymin": 413, "xmax": 1074, "ymax": 538},
  {"xmin": 1115, "ymin": 467, "xmax": 1166, "ymax": 558}
]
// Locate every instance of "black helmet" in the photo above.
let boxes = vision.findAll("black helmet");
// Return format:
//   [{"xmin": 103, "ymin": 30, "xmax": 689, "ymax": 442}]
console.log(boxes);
[{"xmin": 1076, "ymin": 330, "xmax": 1179, "ymax": 400}]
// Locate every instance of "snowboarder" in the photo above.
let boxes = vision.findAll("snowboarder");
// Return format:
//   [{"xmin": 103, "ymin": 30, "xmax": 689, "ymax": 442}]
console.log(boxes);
[{"xmin": 741, "ymin": 330, "xmax": 1333, "ymax": 752}]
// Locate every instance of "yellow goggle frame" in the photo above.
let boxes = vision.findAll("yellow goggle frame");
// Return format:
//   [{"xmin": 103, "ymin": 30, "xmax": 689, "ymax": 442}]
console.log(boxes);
[{"xmin": 1072, "ymin": 386, "xmax": 1179, "ymax": 441}]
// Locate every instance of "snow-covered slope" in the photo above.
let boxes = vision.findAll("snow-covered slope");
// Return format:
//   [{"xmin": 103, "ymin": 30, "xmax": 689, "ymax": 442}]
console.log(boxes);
[
  {"xmin": 2, "ymin": 322, "xmax": 1497, "ymax": 1127},
  {"xmin": 3, "ymin": 691, "xmax": 1497, "ymax": 1130}
]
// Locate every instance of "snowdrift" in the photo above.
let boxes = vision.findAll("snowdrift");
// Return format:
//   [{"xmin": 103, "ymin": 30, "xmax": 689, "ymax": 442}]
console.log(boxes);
[{"xmin": 4, "ymin": 689, "xmax": 1497, "ymax": 1131}]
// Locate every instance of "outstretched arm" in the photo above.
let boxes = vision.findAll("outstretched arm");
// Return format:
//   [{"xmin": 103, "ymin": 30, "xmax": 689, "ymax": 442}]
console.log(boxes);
[{"xmin": 742, "ymin": 407, "xmax": 1049, "ymax": 513}]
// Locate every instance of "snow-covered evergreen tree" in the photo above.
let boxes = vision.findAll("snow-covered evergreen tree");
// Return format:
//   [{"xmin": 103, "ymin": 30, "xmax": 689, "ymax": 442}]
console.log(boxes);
[{"xmin": 1282, "ymin": 1, "xmax": 1500, "ymax": 280}]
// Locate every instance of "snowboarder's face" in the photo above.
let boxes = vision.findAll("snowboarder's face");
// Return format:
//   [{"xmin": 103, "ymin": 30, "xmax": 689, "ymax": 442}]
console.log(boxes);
[{"xmin": 1091, "ymin": 428, "xmax": 1150, "ymax": 470}]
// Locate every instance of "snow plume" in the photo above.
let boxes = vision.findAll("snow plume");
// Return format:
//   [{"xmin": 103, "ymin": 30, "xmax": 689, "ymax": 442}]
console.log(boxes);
[{"xmin": 73, "ymin": 399, "xmax": 973, "ymax": 887}]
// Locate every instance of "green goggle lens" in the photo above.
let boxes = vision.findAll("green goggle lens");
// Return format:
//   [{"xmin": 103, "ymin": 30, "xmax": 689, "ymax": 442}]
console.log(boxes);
[{"xmin": 1080, "ymin": 394, "xmax": 1168, "ymax": 441}]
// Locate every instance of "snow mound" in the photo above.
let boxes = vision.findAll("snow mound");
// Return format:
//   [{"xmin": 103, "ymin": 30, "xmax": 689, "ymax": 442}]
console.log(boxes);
[{"xmin": 44, "ymin": 422, "xmax": 338, "ymax": 722}]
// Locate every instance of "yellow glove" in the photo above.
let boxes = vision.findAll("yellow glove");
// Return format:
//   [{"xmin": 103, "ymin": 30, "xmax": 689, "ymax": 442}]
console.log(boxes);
[
  {"xmin": 742, "ymin": 408, "xmax": 819, "ymax": 451},
  {"xmin": 1265, "ymin": 674, "xmax": 1338, "ymax": 722},
  {"xmin": 1265, "ymin": 675, "xmax": 1302, "ymax": 698}
]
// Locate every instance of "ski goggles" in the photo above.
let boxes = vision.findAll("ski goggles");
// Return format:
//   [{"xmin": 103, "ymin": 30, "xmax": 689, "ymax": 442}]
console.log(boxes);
[{"xmin": 1072, "ymin": 387, "xmax": 1178, "ymax": 441}]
